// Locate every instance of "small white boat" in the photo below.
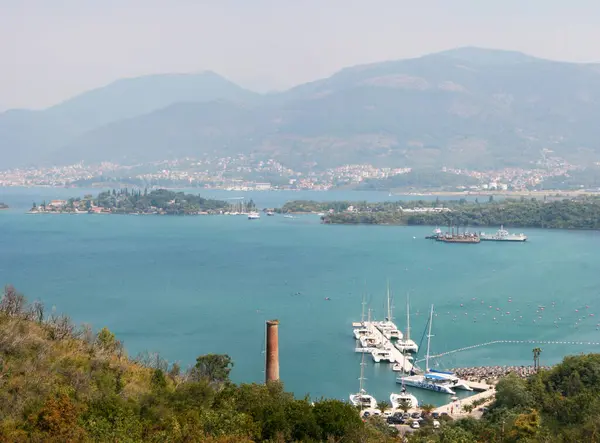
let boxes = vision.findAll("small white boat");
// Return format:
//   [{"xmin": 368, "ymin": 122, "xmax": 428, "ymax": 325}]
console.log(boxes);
[
  {"xmin": 359, "ymin": 335, "xmax": 381, "ymax": 349},
  {"xmin": 395, "ymin": 340, "xmax": 419, "ymax": 353},
  {"xmin": 390, "ymin": 390, "xmax": 419, "ymax": 410},
  {"xmin": 350, "ymin": 389, "xmax": 377, "ymax": 410},
  {"xmin": 394, "ymin": 294, "xmax": 419, "ymax": 352},
  {"xmin": 248, "ymin": 212, "xmax": 261, "ymax": 220},
  {"xmin": 371, "ymin": 347, "xmax": 396, "ymax": 363},
  {"xmin": 349, "ymin": 351, "xmax": 377, "ymax": 409},
  {"xmin": 283, "ymin": 214, "xmax": 295, "ymax": 219},
  {"xmin": 353, "ymin": 326, "xmax": 371, "ymax": 340}
]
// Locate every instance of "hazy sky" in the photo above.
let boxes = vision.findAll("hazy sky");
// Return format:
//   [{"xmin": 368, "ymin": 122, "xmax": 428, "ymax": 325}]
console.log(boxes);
[{"xmin": 2, "ymin": 0, "xmax": 600, "ymax": 110}]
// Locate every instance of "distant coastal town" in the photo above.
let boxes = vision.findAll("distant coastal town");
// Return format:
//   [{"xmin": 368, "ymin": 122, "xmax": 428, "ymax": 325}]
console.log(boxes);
[{"xmin": 2, "ymin": 152, "xmax": 598, "ymax": 193}]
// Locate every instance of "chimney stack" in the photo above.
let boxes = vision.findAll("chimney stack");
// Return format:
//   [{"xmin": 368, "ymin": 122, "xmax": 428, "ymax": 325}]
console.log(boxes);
[{"xmin": 265, "ymin": 319, "xmax": 280, "ymax": 383}]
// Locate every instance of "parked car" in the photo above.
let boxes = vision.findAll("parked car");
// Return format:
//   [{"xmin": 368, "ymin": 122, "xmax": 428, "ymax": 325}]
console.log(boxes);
[
  {"xmin": 433, "ymin": 420, "xmax": 441, "ymax": 429},
  {"xmin": 432, "ymin": 412, "xmax": 440, "ymax": 419},
  {"xmin": 411, "ymin": 412, "xmax": 421, "ymax": 419},
  {"xmin": 410, "ymin": 421, "xmax": 421, "ymax": 429},
  {"xmin": 387, "ymin": 416, "xmax": 405, "ymax": 425}
]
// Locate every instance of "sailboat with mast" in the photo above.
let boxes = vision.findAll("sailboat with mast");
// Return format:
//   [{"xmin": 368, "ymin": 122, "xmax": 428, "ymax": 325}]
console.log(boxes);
[
  {"xmin": 394, "ymin": 293, "xmax": 419, "ymax": 353},
  {"xmin": 390, "ymin": 349, "xmax": 419, "ymax": 410},
  {"xmin": 353, "ymin": 294, "xmax": 371, "ymax": 340},
  {"xmin": 349, "ymin": 350, "xmax": 377, "ymax": 409},
  {"xmin": 378, "ymin": 281, "xmax": 403, "ymax": 340},
  {"xmin": 396, "ymin": 305, "xmax": 472, "ymax": 395}
]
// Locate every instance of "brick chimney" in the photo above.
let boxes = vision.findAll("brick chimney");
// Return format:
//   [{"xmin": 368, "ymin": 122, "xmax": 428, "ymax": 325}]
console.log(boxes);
[{"xmin": 265, "ymin": 319, "xmax": 280, "ymax": 383}]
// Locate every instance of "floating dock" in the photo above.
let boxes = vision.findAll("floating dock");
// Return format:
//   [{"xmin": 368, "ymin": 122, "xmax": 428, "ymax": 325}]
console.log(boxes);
[{"xmin": 353, "ymin": 321, "xmax": 414, "ymax": 373}]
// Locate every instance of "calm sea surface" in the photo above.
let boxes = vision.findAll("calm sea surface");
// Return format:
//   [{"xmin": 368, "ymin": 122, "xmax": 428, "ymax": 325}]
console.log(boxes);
[{"xmin": 1, "ymin": 187, "xmax": 600, "ymax": 406}]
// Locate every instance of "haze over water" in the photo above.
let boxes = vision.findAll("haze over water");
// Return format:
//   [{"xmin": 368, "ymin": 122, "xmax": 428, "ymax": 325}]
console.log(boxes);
[{"xmin": 2, "ymin": 188, "xmax": 600, "ymax": 406}]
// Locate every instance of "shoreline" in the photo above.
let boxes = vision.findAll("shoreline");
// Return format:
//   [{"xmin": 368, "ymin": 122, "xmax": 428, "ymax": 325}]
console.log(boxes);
[{"xmin": 3, "ymin": 184, "xmax": 600, "ymax": 197}]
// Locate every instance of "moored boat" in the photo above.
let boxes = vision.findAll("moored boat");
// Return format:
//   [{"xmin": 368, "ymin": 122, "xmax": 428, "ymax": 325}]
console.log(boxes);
[{"xmin": 480, "ymin": 225, "xmax": 527, "ymax": 242}]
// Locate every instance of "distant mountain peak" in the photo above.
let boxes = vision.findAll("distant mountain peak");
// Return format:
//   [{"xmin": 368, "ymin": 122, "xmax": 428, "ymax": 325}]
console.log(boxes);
[{"xmin": 432, "ymin": 46, "xmax": 540, "ymax": 64}]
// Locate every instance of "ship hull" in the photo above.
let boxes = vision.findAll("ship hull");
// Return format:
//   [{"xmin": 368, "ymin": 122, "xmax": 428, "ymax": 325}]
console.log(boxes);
[{"xmin": 480, "ymin": 238, "xmax": 527, "ymax": 242}]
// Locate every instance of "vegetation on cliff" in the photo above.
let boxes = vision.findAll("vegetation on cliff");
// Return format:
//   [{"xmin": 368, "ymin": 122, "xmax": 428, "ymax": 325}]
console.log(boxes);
[
  {"xmin": 281, "ymin": 197, "xmax": 600, "ymax": 229},
  {"xmin": 0, "ymin": 286, "xmax": 382, "ymax": 442},
  {"xmin": 411, "ymin": 354, "xmax": 600, "ymax": 442},
  {"xmin": 5, "ymin": 284, "xmax": 600, "ymax": 442}
]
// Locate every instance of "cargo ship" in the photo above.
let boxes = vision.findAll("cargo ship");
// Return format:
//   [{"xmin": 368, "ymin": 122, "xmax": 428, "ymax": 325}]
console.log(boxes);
[
  {"xmin": 437, "ymin": 233, "xmax": 480, "ymax": 244},
  {"xmin": 426, "ymin": 227, "xmax": 480, "ymax": 243},
  {"xmin": 480, "ymin": 226, "xmax": 527, "ymax": 242}
]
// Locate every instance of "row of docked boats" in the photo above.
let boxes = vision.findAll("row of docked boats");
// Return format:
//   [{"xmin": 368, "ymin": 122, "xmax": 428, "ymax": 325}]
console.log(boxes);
[{"xmin": 350, "ymin": 289, "xmax": 473, "ymax": 409}]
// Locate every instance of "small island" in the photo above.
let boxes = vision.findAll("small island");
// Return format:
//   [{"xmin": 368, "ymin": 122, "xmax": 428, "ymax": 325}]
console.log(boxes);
[
  {"xmin": 0, "ymin": 203, "xmax": 8, "ymax": 210},
  {"xmin": 28, "ymin": 189, "xmax": 238, "ymax": 215},
  {"xmin": 277, "ymin": 196, "xmax": 600, "ymax": 230}
]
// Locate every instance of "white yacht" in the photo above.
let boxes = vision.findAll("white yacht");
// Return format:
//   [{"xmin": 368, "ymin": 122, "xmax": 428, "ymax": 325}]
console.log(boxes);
[
  {"xmin": 371, "ymin": 347, "xmax": 396, "ymax": 363},
  {"xmin": 248, "ymin": 212, "xmax": 261, "ymax": 220},
  {"xmin": 353, "ymin": 326, "xmax": 371, "ymax": 340},
  {"xmin": 394, "ymin": 294, "xmax": 419, "ymax": 353},
  {"xmin": 390, "ymin": 389, "xmax": 419, "ymax": 410},
  {"xmin": 377, "ymin": 282, "xmax": 403, "ymax": 340},
  {"xmin": 349, "ymin": 351, "xmax": 377, "ymax": 409},
  {"xmin": 352, "ymin": 295, "xmax": 369, "ymax": 339},
  {"xmin": 359, "ymin": 335, "xmax": 381, "ymax": 349},
  {"xmin": 397, "ymin": 305, "xmax": 472, "ymax": 395}
]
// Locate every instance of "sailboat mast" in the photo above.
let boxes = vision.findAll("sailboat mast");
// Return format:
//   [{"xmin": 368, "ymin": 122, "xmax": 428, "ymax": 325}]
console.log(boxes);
[
  {"xmin": 386, "ymin": 280, "xmax": 391, "ymax": 322},
  {"xmin": 359, "ymin": 349, "xmax": 365, "ymax": 392},
  {"xmin": 425, "ymin": 304, "xmax": 434, "ymax": 373},
  {"xmin": 406, "ymin": 293, "xmax": 411, "ymax": 341},
  {"xmin": 360, "ymin": 293, "xmax": 366, "ymax": 324}
]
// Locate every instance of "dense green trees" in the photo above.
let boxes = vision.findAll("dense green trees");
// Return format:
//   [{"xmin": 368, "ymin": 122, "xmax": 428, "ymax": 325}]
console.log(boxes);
[
  {"xmin": 410, "ymin": 354, "xmax": 600, "ymax": 442},
  {"xmin": 95, "ymin": 188, "xmax": 229, "ymax": 214},
  {"xmin": 0, "ymin": 286, "xmax": 384, "ymax": 442},
  {"xmin": 282, "ymin": 197, "xmax": 600, "ymax": 229}
]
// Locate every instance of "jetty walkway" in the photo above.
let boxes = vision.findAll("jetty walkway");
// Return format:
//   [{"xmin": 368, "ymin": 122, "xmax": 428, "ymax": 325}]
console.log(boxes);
[{"xmin": 433, "ymin": 382, "xmax": 496, "ymax": 418}]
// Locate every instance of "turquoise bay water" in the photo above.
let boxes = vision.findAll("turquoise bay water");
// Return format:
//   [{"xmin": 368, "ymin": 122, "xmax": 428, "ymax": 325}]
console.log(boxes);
[{"xmin": 1, "ymin": 187, "xmax": 600, "ymax": 406}]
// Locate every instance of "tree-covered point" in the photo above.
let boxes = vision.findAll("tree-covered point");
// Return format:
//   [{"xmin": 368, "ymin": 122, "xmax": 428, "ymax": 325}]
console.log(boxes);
[
  {"xmin": 31, "ymin": 189, "xmax": 234, "ymax": 215},
  {"xmin": 96, "ymin": 188, "xmax": 230, "ymax": 214},
  {"xmin": 0, "ymin": 285, "xmax": 387, "ymax": 442},
  {"xmin": 281, "ymin": 196, "xmax": 600, "ymax": 229}
]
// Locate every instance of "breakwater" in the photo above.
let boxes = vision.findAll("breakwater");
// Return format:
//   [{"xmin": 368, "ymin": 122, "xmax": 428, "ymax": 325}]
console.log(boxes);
[{"xmin": 450, "ymin": 365, "xmax": 551, "ymax": 382}]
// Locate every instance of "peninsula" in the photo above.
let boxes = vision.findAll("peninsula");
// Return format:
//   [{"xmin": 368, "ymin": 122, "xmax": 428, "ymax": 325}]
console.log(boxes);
[
  {"xmin": 0, "ymin": 203, "xmax": 8, "ymax": 210},
  {"xmin": 29, "ymin": 189, "xmax": 233, "ymax": 215},
  {"xmin": 278, "ymin": 196, "xmax": 600, "ymax": 230}
]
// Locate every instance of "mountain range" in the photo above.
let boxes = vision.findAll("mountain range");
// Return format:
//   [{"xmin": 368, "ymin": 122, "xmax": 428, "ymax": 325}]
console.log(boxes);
[{"xmin": 2, "ymin": 47, "xmax": 600, "ymax": 171}]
